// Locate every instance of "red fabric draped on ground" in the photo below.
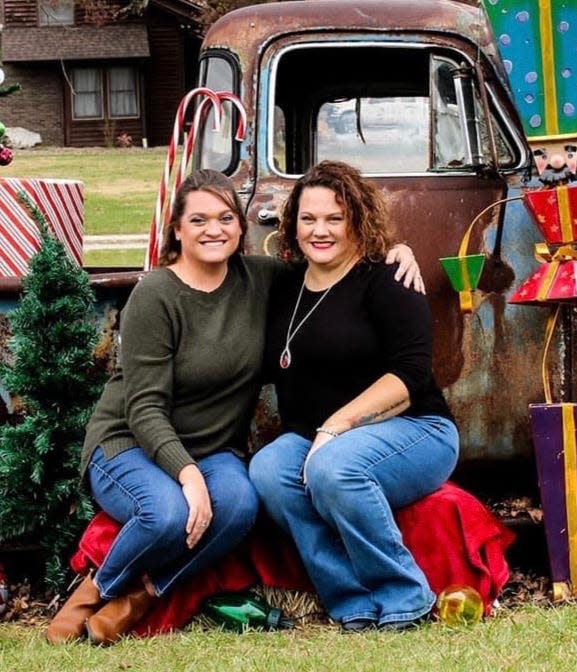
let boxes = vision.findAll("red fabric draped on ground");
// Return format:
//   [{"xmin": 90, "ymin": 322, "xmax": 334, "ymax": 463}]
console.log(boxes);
[{"xmin": 70, "ymin": 481, "xmax": 514, "ymax": 636}]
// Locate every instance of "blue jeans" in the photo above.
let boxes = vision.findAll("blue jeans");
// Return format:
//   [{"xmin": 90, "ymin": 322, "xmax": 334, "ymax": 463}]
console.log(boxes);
[
  {"xmin": 87, "ymin": 447, "xmax": 259, "ymax": 599},
  {"xmin": 249, "ymin": 416, "xmax": 459, "ymax": 625}
]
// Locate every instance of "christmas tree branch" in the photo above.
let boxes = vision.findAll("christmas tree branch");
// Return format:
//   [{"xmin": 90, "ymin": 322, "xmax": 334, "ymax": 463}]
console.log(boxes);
[{"xmin": 17, "ymin": 190, "xmax": 50, "ymax": 239}]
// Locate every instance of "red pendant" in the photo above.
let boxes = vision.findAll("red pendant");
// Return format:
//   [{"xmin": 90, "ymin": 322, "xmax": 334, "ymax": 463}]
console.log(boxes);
[{"xmin": 280, "ymin": 349, "xmax": 291, "ymax": 369}]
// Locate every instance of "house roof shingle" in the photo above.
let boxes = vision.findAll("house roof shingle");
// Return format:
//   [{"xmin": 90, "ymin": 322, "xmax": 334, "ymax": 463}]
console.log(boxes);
[{"xmin": 2, "ymin": 25, "xmax": 150, "ymax": 62}]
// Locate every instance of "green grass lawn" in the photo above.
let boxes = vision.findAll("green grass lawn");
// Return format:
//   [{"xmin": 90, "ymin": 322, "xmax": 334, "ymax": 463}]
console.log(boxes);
[
  {"xmin": 1, "ymin": 147, "xmax": 167, "ymax": 237},
  {"xmin": 2, "ymin": 605, "xmax": 577, "ymax": 671}
]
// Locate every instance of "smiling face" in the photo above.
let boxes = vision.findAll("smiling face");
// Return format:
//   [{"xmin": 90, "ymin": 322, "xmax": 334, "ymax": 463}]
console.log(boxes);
[
  {"xmin": 175, "ymin": 189, "xmax": 242, "ymax": 270},
  {"xmin": 296, "ymin": 186, "xmax": 359, "ymax": 271}
]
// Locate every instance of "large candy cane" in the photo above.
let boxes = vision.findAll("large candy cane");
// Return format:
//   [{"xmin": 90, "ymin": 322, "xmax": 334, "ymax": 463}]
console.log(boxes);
[
  {"xmin": 145, "ymin": 88, "xmax": 223, "ymax": 270},
  {"xmin": 168, "ymin": 91, "xmax": 248, "ymax": 226},
  {"xmin": 215, "ymin": 91, "xmax": 248, "ymax": 142}
]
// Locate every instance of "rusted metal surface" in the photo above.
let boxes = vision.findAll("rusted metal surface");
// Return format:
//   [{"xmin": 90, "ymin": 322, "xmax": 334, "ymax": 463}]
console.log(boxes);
[{"xmin": 204, "ymin": 0, "xmax": 504, "ymax": 80}]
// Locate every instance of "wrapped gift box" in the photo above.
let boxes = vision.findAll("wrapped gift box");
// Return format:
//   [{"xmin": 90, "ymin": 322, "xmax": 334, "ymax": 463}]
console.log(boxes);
[
  {"xmin": 484, "ymin": 1, "xmax": 577, "ymax": 140},
  {"xmin": 508, "ymin": 260, "xmax": 577, "ymax": 305},
  {"xmin": 0, "ymin": 178, "xmax": 84, "ymax": 276},
  {"xmin": 529, "ymin": 403, "xmax": 577, "ymax": 599},
  {"xmin": 523, "ymin": 186, "xmax": 577, "ymax": 245}
]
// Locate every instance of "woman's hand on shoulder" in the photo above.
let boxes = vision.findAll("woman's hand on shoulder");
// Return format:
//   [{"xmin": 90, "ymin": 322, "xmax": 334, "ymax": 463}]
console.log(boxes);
[
  {"xmin": 386, "ymin": 244, "xmax": 425, "ymax": 294},
  {"xmin": 178, "ymin": 464, "xmax": 213, "ymax": 549}
]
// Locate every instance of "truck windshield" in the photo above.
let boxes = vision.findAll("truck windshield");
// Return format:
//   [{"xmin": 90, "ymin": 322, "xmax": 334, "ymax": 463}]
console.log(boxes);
[{"xmin": 270, "ymin": 44, "xmax": 516, "ymax": 175}]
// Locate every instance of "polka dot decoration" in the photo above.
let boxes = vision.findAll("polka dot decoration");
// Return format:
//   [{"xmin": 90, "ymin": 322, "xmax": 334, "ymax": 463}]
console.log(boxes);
[{"xmin": 483, "ymin": 0, "xmax": 577, "ymax": 139}]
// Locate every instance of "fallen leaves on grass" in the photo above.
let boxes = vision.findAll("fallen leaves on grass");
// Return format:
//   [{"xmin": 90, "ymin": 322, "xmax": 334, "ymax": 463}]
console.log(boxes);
[{"xmin": 0, "ymin": 578, "xmax": 52, "ymax": 626}]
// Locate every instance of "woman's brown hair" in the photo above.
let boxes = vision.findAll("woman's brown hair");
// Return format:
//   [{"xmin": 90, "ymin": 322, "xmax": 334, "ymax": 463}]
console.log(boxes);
[
  {"xmin": 278, "ymin": 160, "xmax": 392, "ymax": 262},
  {"xmin": 158, "ymin": 169, "xmax": 247, "ymax": 267}
]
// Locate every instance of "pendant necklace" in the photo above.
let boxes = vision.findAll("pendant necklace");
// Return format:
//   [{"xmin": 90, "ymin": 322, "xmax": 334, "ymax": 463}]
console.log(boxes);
[{"xmin": 279, "ymin": 261, "xmax": 356, "ymax": 369}]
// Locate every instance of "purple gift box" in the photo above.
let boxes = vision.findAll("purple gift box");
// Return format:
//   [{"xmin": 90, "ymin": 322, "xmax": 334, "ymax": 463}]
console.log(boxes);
[{"xmin": 529, "ymin": 403, "xmax": 577, "ymax": 599}]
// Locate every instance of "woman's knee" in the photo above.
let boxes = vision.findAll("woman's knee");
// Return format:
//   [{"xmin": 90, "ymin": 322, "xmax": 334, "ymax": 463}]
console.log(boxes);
[
  {"xmin": 249, "ymin": 446, "xmax": 279, "ymax": 496},
  {"xmin": 306, "ymin": 449, "xmax": 359, "ymax": 514},
  {"xmin": 213, "ymin": 478, "xmax": 259, "ymax": 536},
  {"xmin": 137, "ymin": 495, "xmax": 189, "ymax": 545},
  {"xmin": 249, "ymin": 438, "xmax": 301, "ymax": 494},
  {"xmin": 306, "ymin": 445, "xmax": 347, "ymax": 491}
]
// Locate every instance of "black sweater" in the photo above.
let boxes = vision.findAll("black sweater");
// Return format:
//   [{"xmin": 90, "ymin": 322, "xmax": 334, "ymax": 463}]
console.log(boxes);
[{"xmin": 265, "ymin": 261, "xmax": 454, "ymax": 439}]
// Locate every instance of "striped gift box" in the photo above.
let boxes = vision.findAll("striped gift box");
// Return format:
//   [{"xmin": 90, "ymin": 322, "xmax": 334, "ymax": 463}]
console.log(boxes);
[{"xmin": 0, "ymin": 178, "xmax": 84, "ymax": 276}]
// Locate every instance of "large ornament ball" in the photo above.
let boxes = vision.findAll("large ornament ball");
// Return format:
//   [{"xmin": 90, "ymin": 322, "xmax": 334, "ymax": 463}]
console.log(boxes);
[
  {"xmin": 0, "ymin": 69, "xmax": 5, "ymax": 86},
  {"xmin": 0, "ymin": 122, "xmax": 6, "ymax": 139},
  {"xmin": 0, "ymin": 145, "xmax": 13, "ymax": 166},
  {"xmin": 436, "ymin": 585, "xmax": 484, "ymax": 627}
]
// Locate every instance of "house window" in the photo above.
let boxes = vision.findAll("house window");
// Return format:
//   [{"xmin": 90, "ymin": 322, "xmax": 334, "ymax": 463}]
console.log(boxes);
[
  {"xmin": 38, "ymin": 0, "xmax": 74, "ymax": 26},
  {"xmin": 72, "ymin": 68, "xmax": 103, "ymax": 119},
  {"xmin": 71, "ymin": 66, "xmax": 139, "ymax": 120},
  {"xmin": 109, "ymin": 67, "xmax": 138, "ymax": 118}
]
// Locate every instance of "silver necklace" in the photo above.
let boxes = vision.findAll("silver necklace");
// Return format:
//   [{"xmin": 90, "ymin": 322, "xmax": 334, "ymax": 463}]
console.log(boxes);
[
  {"xmin": 279, "ymin": 278, "xmax": 334, "ymax": 369},
  {"xmin": 279, "ymin": 261, "xmax": 358, "ymax": 369}
]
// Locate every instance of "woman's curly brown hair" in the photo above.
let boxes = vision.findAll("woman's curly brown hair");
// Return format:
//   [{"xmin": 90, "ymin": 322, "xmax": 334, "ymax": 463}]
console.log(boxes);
[
  {"xmin": 158, "ymin": 169, "xmax": 247, "ymax": 267},
  {"xmin": 278, "ymin": 160, "xmax": 392, "ymax": 262}
]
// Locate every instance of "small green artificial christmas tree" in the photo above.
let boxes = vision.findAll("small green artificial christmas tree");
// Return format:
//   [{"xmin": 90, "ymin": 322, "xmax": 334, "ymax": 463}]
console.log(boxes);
[{"xmin": 0, "ymin": 193, "xmax": 106, "ymax": 589}]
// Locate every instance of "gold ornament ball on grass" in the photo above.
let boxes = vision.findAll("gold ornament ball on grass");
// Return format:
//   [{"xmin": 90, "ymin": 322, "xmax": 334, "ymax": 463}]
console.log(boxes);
[{"xmin": 436, "ymin": 585, "xmax": 484, "ymax": 627}]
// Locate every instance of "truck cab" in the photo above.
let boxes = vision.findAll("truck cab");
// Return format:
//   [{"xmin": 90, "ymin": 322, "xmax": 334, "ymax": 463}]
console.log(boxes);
[{"xmin": 192, "ymin": 0, "xmax": 548, "ymax": 496}]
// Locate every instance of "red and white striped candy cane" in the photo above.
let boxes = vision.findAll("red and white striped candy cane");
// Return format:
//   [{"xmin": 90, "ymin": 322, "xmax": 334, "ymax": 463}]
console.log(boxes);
[
  {"xmin": 215, "ymin": 91, "xmax": 247, "ymax": 141},
  {"xmin": 145, "ymin": 88, "xmax": 223, "ymax": 270},
  {"xmin": 169, "ymin": 96, "xmax": 219, "ymax": 226},
  {"xmin": 168, "ymin": 91, "xmax": 248, "ymax": 224}
]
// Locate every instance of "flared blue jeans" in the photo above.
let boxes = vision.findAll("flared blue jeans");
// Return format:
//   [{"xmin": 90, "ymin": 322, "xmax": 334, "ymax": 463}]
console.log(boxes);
[
  {"xmin": 249, "ymin": 415, "xmax": 459, "ymax": 626},
  {"xmin": 87, "ymin": 446, "xmax": 259, "ymax": 599}
]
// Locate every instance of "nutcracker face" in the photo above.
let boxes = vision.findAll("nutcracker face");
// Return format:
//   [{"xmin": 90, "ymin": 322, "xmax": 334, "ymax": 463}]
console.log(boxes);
[{"xmin": 533, "ymin": 142, "xmax": 577, "ymax": 175}]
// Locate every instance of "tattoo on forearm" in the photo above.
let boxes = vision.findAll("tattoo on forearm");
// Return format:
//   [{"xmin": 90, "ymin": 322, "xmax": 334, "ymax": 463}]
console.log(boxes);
[{"xmin": 353, "ymin": 398, "xmax": 410, "ymax": 427}]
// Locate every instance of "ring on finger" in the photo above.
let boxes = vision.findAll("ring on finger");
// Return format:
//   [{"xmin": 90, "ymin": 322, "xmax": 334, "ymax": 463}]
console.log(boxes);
[{"xmin": 199, "ymin": 520, "xmax": 210, "ymax": 527}]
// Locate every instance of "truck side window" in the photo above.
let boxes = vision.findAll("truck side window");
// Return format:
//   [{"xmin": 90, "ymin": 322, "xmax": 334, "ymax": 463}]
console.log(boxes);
[
  {"xmin": 193, "ymin": 55, "xmax": 237, "ymax": 173},
  {"xmin": 431, "ymin": 58, "xmax": 467, "ymax": 168},
  {"xmin": 431, "ymin": 56, "xmax": 515, "ymax": 169}
]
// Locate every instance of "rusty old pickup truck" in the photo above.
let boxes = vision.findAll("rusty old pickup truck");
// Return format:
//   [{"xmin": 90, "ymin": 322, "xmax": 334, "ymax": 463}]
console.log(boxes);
[{"xmin": 0, "ymin": 1, "xmax": 556, "ymax": 512}]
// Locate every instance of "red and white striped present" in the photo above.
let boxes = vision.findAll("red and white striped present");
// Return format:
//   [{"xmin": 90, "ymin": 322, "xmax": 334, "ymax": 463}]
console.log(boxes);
[{"xmin": 0, "ymin": 178, "xmax": 84, "ymax": 276}]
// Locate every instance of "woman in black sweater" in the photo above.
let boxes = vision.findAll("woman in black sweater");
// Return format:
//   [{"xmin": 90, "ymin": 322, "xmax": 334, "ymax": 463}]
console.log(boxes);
[{"xmin": 250, "ymin": 161, "xmax": 459, "ymax": 632}]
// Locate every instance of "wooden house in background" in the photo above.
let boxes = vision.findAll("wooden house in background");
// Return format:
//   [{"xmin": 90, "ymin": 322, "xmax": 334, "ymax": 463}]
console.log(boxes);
[{"xmin": 0, "ymin": 0, "xmax": 203, "ymax": 146}]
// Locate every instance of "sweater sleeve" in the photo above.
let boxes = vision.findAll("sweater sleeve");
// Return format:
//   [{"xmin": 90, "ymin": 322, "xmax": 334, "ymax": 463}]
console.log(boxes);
[
  {"xmin": 364, "ymin": 264, "xmax": 433, "ymax": 399},
  {"xmin": 119, "ymin": 275, "xmax": 196, "ymax": 480}
]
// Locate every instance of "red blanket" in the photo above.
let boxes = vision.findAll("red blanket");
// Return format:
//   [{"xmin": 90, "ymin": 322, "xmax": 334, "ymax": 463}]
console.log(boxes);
[{"xmin": 70, "ymin": 481, "xmax": 514, "ymax": 636}]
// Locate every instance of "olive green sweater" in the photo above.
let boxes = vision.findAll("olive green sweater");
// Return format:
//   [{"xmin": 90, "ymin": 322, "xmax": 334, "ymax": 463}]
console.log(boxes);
[{"xmin": 81, "ymin": 255, "xmax": 282, "ymax": 481}]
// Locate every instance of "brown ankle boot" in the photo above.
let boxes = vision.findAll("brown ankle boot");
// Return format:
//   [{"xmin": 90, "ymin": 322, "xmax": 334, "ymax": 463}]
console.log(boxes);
[
  {"xmin": 46, "ymin": 574, "xmax": 103, "ymax": 644},
  {"xmin": 86, "ymin": 586, "xmax": 156, "ymax": 645}
]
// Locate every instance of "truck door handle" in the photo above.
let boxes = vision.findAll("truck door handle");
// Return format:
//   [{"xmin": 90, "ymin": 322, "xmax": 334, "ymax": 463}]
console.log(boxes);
[{"xmin": 257, "ymin": 209, "xmax": 279, "ymax": 226}]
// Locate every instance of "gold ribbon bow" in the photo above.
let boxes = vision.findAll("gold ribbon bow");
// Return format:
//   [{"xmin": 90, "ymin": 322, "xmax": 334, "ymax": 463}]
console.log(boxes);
[{"xmin": 533, "ymin": 244, "xmax": 577, "ymax": 303}]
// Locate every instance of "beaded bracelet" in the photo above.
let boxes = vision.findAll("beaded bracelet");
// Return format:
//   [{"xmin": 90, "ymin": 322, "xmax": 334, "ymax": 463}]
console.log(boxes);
[{"xmin": 315, "ymin": 427, "xmax": 340, "ymax": 438}]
